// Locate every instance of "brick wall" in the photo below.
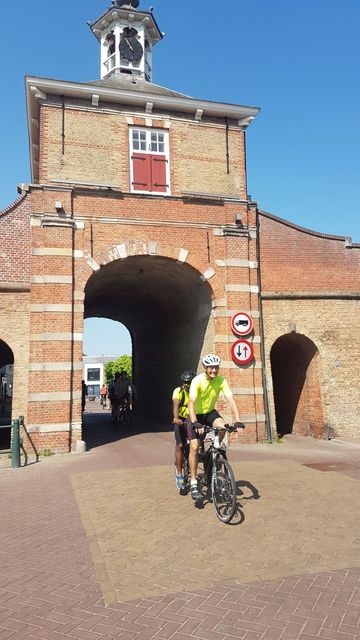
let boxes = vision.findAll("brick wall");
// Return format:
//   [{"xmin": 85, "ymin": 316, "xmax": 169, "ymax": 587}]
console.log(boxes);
[
  {"xmin": 0, "ymin": 194, "xmax": 31, "ymax": 283},
  {"xmin": 39, "ymin": 99, "xmax": 246, "ymax": 199},
  {"xmin": 0, "ymin": 194, "xmax": 31, "ymax": 431},
  {"xmin": 259, "ymin": 212, "xmax": 360, "ymax": 439}
]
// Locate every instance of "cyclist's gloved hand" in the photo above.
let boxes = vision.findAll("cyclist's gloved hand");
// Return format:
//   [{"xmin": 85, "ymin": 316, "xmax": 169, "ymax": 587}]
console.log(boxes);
[
  {"xmin": 234, "ymin": 421, "xmax": 245, "ymax": 430},
  {"xmin": 193, "ymin": 422, "xmax": 204, "ymax": 433}
]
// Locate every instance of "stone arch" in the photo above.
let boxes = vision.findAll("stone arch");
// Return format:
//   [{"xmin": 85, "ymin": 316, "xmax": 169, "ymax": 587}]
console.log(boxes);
[
  {"xmin": 77, "ymin": 240, "xmax": 219, "ymax": 299},
  {"xmin": 270, "ymin": 333, "xmax": 324, "ymax": 438},
  {"xmin": 0, "ymin": 339, "xmax": 14, "ymax": 449},
  {"xmin": 80, "ymin": 242, "xmax": 216, "ymax": 421}
]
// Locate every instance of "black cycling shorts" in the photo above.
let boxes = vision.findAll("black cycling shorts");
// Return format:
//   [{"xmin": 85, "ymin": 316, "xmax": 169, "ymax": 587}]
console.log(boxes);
[
  {"xmin": 186, "ymin": 410, "xmax": 221, "ymax": 441},
  {"xmin": 173, "ymin": 421, "xmax": 188, "ymax": 446}
]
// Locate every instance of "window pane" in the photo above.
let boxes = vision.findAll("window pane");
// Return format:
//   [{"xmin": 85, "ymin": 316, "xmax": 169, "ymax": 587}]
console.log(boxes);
[
  {"xmin": 87, "ymin": 368, "xmax": 100, "ymax": 381},
  {"xmin": 140, "ymin": 132, "xmax": 146, "ymax": 150},
  {"xmin": 158, "ymin": 142, "xmax": 164, "ymax": 153},
  {"xmin": 151, "ymin": 142, "xmax": 157, "ymax": 152}
]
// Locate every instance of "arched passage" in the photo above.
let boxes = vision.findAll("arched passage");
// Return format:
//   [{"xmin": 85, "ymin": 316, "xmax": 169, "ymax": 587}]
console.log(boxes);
[
  {"xmin": 270, "ymin": 333, "xmax": 324, "ymax": 438},
  {"xmin": 84, "ymin": 255, "xmax": 213, "ymax": 423},
  {"xmin": 0, "ymin": 339, "xmax": 14, "ymax": 449}
]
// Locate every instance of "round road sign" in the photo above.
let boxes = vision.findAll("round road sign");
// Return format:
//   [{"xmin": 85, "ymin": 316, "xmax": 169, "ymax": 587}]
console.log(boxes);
[
  {"xmin": 231, "ymin": 312, "xmax": 253, "ymax": 336},
  {"xmin": 231, "ymin": 339, "xmax": 254, "ymax": 366}
]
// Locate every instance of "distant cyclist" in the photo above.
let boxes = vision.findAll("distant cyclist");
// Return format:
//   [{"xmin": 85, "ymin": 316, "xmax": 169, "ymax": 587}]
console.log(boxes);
[
  {"xmin": 109, "ymin": 371, "xmax": 129, "ymax": 421},
  {"xmin": 171, "ymin": 370, "xmax": 196, "ymax": 490},
  {"xmin": 187, "ymin": 354, "xmax": 244, "ymax": 501}
]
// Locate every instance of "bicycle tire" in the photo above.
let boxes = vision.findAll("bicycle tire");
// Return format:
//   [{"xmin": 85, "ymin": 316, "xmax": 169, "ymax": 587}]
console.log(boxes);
[
  {"xmin": 182, "ymin": 445, "xmax": 190, "ymax": 492},
  {"xmin": 211, "ymin": 455, "xmax": 237, "ymax": 523}
]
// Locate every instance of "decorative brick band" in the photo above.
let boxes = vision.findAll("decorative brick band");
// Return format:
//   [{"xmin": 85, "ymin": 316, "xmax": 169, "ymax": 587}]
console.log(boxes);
[
  {"xmin": 29, "ymin": 362, "xmax": 83, "ymax": 372},
  {"xmin": 29, "ymin": 304, "xmax": 84, "ymax": 312},
  {"xmin": 213, "ymin": 298, "xmax": 226, "ymax": 308},
  {"xmin": 215, "ymin": 335, "xmax": 261, "ymax": 343},
  {"xmin": 28, "ymin": 391, "xmax": 82, "ymax": 402},
  {"xmin": 30, "ymin": 333, "xmax": 83, "ymax": 342},
  {"xmin": 31, "ymin": 248, "xmax": 83, "ymax": 257},
  {"xmin": 214, "ymin": 309, "xmax": 260, "ymax": 318},
  {"xmin": 225, "ymin": 284, "xmax": 259, "ymax": 293},
  {"xmin": 221, "ymin": 360, "xmax": 262, "ymax": 369},
  {"xmin": 239, "ymin": 414, "xmax": 266, "ymax": 423},
  {"xmin": 215, "ymin": 259, "xmax": 258, "ymax": 268},
  {"xmin": 31, "ymin": 275, "xmax": 73, "ymax": 284},
  {"xmin": 26, "ymin": 421, "xmax": 82, "ymax": 434},
  {"xmin": 231, "ymin": 387, "xmax": 264, "ymax": 395}
]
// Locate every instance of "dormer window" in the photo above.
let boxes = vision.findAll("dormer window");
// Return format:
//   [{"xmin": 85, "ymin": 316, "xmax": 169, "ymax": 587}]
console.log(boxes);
[{"xmin": 129, "ymin": 128, "xmax": 170, "ymax": 195}]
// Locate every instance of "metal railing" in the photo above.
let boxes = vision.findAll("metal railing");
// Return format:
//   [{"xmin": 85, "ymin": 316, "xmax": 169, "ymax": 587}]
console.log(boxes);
[{"xmin": 0, "ymin": 416, "xmax": 24, "ymax": 468}]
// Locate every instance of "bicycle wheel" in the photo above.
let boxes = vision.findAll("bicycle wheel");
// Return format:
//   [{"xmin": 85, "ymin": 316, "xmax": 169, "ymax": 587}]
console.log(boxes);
[
  {"xmin": 182, "ymin": 445, "xmax": 190, "ymax": 493},
  {"xmin": 211, "ymin": 456, "xmax": 237, "ymax": 523}
]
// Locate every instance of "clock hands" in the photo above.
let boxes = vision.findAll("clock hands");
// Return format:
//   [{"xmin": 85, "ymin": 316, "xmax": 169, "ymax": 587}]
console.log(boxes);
[{"xmin": 125, "ymin": 37, "xmax": 134, "ymax": 52}]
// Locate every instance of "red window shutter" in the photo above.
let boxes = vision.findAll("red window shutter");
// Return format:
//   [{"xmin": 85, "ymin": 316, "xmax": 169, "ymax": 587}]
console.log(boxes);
[
  {"xmin": 150, "ymin": 155, "xmax": 168, "ymax": 193},
  {"xmin": 132, "ymin": 153, "xmax": 151, "ymax": 191}
]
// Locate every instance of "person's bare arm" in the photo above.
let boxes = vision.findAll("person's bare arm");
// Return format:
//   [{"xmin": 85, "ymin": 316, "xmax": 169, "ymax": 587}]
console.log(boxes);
[
  {"xmin": 172, "ymin": 397, "xmax": 182, "ymax": 425},
  {"xmin": 188, "ymin": 397, "xmax": 196, "ymax": 424},
  {"xmin": 227, "ymin": 394, "xmax": 241, "ymax": 423}
]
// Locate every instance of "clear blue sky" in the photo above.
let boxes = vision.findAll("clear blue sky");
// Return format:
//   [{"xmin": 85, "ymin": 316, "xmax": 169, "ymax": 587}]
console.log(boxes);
[{"xmin": 2, "ymin": 0, "xmax": 359, "ymax": 355}]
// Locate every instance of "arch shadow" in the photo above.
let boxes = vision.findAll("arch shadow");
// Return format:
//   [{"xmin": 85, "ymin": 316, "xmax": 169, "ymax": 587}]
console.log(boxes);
[
  {"xmin": 0, "ymin": 339, "xmax": 14, "ymax": 450},
  {"xmin": 270, "ymin": 333, "xmax": 324, "ymax": 438},
  {"xmin": 83, "ymin": 255, "xmax": 213, "ymax": 442}
]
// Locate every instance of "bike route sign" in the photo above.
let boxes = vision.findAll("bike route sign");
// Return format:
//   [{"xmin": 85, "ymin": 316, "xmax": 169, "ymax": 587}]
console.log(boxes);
[
  {"xmin": 231, "ymin": 339, "xmax": 254, "ymax": 365},
  {"xmin": 231, "ymin": 312, "xmax": 253, "ymax": 336}
]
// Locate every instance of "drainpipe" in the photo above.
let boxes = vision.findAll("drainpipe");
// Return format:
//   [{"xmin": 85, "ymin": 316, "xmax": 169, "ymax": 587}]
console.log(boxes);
[
  {"xmin": 68, "ymin": 189, "xmax": 76, "ymax": 452},
  {"xmin": 255, "ymin": 208, "xmax": 272, "ymax": 443}
]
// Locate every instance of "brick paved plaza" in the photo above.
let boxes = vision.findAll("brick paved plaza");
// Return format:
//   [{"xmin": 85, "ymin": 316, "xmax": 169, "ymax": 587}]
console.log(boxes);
[{"xmin": 1, "ymin": 406, "xmax": 360, "ymax": 640}]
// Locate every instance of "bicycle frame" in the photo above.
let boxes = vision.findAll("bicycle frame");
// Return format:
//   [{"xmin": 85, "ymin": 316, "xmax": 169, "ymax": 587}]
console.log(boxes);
[{"xmin": 200, "ymin": 427, "xmax": 231, "ymax": 486}]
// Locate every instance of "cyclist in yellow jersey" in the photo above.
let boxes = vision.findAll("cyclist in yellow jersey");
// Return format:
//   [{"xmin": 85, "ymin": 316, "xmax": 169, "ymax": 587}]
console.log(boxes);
[
  {"xmin": 172, "ymin": 370, "xmax": 195, "ymax": 490},
  {"xmin": 187, "ymin": 354, "xmax": 244, "ymax": 501}
]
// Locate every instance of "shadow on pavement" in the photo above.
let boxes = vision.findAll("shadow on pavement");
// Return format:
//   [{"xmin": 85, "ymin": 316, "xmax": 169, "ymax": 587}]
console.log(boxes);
[{"xmin": 82, "ymin": 410, "xmax": 169, "ymax": 450}]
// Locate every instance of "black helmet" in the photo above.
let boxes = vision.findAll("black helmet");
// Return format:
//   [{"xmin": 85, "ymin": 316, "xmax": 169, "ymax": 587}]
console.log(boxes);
[{"xmin": 181, "ymin": 370, "xmax": 196, "ymax": 384}]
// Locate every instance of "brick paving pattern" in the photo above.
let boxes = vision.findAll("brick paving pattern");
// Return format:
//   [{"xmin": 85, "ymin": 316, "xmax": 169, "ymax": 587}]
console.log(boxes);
[{"xmin": 1, "ymin": 409, "xmax": 360, "ymax": 639}]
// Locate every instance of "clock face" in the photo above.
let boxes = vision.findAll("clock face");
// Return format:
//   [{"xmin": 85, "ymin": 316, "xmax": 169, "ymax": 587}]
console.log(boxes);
[
  {"xmin": 113, "ymin": 0, "xmax": 140, "ymax": 8},
  {"xmin": 120, "ymin": 28, "xmax": 143, "ymax": 61}
]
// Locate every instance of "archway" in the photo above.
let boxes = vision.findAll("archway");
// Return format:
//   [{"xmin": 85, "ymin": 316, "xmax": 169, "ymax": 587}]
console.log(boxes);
[
  {"xmin": 270, "ymin": 333, "xmax": 324, "ymax": 437},
  {"xmin": 0, "ymin": 339, "xmax": 14, "ymax": 450},
  {"xmin": 84, "ymin": 255, "xmax": 212, "ymax": 428}
]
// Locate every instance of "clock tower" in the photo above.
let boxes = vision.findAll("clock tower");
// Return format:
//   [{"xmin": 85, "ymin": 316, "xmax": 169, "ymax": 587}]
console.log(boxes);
[{"xmin": 89, "ymin": 0, "xmax": 163, "ymax": 81}]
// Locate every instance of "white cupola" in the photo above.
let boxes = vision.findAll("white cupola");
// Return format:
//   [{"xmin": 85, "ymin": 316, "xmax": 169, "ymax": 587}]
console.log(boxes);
[{"xmin": 89, "ymin": 0, "xmax": 163, "ymax": 81}]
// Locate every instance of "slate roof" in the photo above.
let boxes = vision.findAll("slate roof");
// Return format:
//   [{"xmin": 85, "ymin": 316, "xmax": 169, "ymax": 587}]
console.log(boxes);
[{"xmin": 87, "ymin": 74, "xmax": 192, "ymax": 99}]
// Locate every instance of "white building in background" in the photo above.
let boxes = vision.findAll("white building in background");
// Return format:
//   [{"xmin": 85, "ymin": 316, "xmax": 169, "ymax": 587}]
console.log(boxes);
[{"xmin": 83, "ymin": 356, "xmax": 119, "ymax": 398}]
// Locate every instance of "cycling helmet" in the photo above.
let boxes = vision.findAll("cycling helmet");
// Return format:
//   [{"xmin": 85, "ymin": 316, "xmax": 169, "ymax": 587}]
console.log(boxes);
[
  {"xmin": 202, "ymin": 354, "xmax": 221, "ymax": 367},
  {"xmin": 180, "ymin": 370, "xmax": 196, "ymax": 384}
]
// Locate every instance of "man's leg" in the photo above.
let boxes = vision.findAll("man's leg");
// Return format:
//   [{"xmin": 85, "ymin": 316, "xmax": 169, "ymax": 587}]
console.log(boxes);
[
  {"xmin": 175, "ymin": 442, "xmax": 183, "ymax": 475},
  {"xmin": 186, "ymin": 419, "xmax": 203, "ymax": 500}
]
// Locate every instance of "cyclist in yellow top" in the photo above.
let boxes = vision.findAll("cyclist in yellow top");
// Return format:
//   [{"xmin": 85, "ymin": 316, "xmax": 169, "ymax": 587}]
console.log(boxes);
[
  {"xmin": 172, "ymin": 370, "xmax": 196, "ymax": 490},
  {"xmin": 187, "ymin": 354, "xmax": 244, "ymax": 501}
]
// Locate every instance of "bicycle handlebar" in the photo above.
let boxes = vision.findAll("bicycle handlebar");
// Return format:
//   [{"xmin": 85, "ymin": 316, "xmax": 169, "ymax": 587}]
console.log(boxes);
[{"xmin": 202, "ymin": 423, "xmax": 245, "ymax": 434}]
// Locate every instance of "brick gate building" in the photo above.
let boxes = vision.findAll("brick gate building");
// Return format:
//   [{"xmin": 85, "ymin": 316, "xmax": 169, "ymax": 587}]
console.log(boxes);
[{"xmin": 1, "ymin": 0, "xmax": 359, "ymax": 452}]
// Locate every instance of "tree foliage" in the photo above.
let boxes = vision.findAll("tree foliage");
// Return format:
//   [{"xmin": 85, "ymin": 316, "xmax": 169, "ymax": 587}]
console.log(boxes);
[{"xmin": 104, "ymin": 355, "xmax": 132, "ymax": 384}]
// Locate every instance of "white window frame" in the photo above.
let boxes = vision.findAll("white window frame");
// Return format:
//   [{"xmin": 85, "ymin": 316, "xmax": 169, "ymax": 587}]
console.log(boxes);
[{"xmin": 129, "ymin": 127, "xmax": 171, "ymax": 195}]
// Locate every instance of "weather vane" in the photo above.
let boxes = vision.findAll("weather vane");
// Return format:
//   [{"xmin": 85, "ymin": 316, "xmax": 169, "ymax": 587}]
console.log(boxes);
[{"xmin": 111, "ymin": 0, "xmax": 140, "ymax": 8}]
